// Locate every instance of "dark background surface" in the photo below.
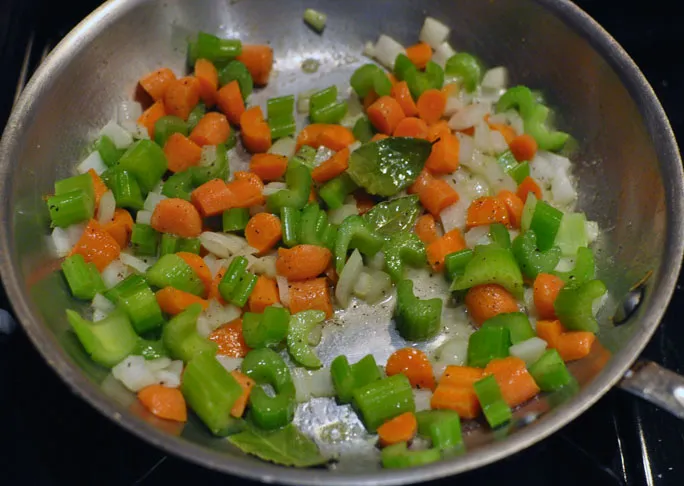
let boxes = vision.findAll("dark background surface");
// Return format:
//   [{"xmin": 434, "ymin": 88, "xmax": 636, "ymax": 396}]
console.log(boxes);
[{"xmin": 1, "ymin": 0, "xmax": 683, "ymax": 484}]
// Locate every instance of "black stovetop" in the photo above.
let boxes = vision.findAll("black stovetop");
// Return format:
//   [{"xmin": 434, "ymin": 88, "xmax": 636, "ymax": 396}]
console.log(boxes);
[{"xmin": 1, "ymin": 1, "xmax": 684, "ymax": 485}]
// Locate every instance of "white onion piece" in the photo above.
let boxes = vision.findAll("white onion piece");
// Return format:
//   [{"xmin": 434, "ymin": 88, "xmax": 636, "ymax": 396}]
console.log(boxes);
[
  {"xmin": 112, "ymin": 356, "xmax": 157, "ymax": 392},
  {"xmin": 92, "ymin": 309, "xmax": 109, "ymax": 322},
  {"xmin": 353, "ymin": 271, "xmax": 372, "ymax": 300},
  {"xmin": 101, "ymin": 259, "xmax": 130, "ymax": 289},
  {"xmin": 552, "ymin": 169, "xmax": 577, "ymax": 207},
  {"xmin": 202, "ymin": 254, "xmax": 221, "ymax": 277},
  {"xmin": 523, "ymin": 286, "xmax": 538, "ymax": 317},
  {"xmin": 268, "ymin": 137, "xmax": 297, "ymax": 158},
  {"xmin": 444, "ymin": 95, "xmax": 465, "ymax": 117},
  {"xmin": 200, "ymin": 145, "xmax": 217, "ymax": 167},
  {"xmin": 145, "ymin": 357, "xmax": 173, "ymax": 372},
  {"xmin": 510, "ymin": 337, "xmax": 548, "ymax": 366},
  {"xmin": 143, "ymin": 192, "xmax": 167, "ymax": 212},
  {"xmin": 51, "ymin": 225, "xmax": 82, "ymax": 257},
  {"xmin": 200, "ymin": 232, "xmax": 253, "ymax": 259},
  {"xmin": 481, "ymin": 67, "xmax": 508, "ymax": 91},
  {"xmin": 92, "ymin": 293, "xmax": 115, "ymax": 313},
  {"xmin": 367, "ymin": 251, "xmax": 385, "ymax": 271},
  {"xmin": 119, "ymin": 252, "xmax": 151, "ymax": 273},
  {"xmin": 196, "ymin": 299, "xmax": 242, "ymax": 338},
  {"xmin": 463, "ymin": 151, "xmax": 516, "ymax": 193},
  {"xmin": 335, "ymin": 249, "xmax": 364, "ymax": 308},
  {"xmin": 77, "ymin": 151, "xmax": 107, "ymax": 175},
  {"xmin": 507, "ymin": 111, "xmax": 525, "ymax": 135},
  {"xmin": 293, "ymin": 368, "xmax": 335, "ymax": 403},
  {"xmin": 373, "ymin": 34, "xmax": 405, "ymax": 70},
  {"xmin": 246, "ymin": 254, "xmax": 277, "ymax": 277},
  {"xmin": 117, "ymin": 100, "xmax": 143, "ymax": 132},
  {"xmin": 456, "ymin": 133, "xmax": 475, "ymax": 166},
  {"xmin": 586, "ymin": 221, "xmax": 600, "ymax": 243},
  {"xmin": 432, "ymin": 42, "xmax": 456, "ymax": 68},
  {"xmin": 465, "ymin": 225, "xmax": 492, "ymax": 248},
  {"xmin": 448, "ymin": 102, "xmax": 490, "ymax": 131},
  {"xmin": 297, "ymin": 89, "xmax": 317, "ymax": 114},
  {"xmin": 419, "ymin": 17, "xmax": 451, "ymax": 49},
  {"xmin": 263, "ymin": 182, "xmax": 288, "ymax": 196},
  {"xmin": 354, "ymin": 270, "xmax": 392, "ymax": 304},
  {"xmin": 413, "ymin": 389, "xmax": 433, "ymax": 412},
  {"xmin": 436, "ymin": 337, "xmax": 469, "ymax": 365},
  {"xmin": 555, "ymin": 257, "xmax": 575, "ymax": 272},
  {"xmin": 362, "ymin": 40, "xmax": 376, "ymax": 58},
  {"xmin": 439, "ymin": 201, "xmax": 467, "ymax": 233},
  {"xmin": 313, "ymin": 146, "xmax": 335, "ymax": 168},
  {"xmin": 97, "ymin": 190, "xmax": 116, "ymax": 225},
  {"xmin": 136, "ymin": 210, "xmax": 153, "ymax": 225},
  {"xmin": 276, "ymin": 276, "xmax": 290, "ymax": 307},
  {"xmin": 473, "ymin": 122, "xmax": 509, "ymax": 155},
  {"xmin": 155, "ymin": 367, "xmax": 182, "ymax": 388},
  {"xmin": 132, "ymin": 124, "xmax": 150, "ymax": 140},
  {"xmin": 328, "ymin": 204, "xmax": 359, "ymax": 225},
  {"xmin": 99, "ymin": 121, "xmax": 133, "ymax": 149},
  {"xmin": 216, "ymin": 355, "xmax": 243, "ymax": 372}
]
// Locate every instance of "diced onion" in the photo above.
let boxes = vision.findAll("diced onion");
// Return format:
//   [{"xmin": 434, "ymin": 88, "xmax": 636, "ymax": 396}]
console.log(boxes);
[
  {"xmin": 292, "ymin": 367, "xmax": 335, "ymax": 403},
  {"xmin": 419, "ymin": 17, "xmax": 451, "ymax": 50},
  {"xmin": 510, "ymin": 337, "xmax": 547, "ymax": 366},
  {"xmin": 436, "ymin": 337, "xmax": 468, "ymax": 365},
  {"xmin": 465, "ymin": 225, "xmax": 492, "ymax": 248},
  {"xmin": 481, "ymin": 67, "xmax": 508, "ymax": 91},
  {"xmin": 586, "ymin": 221, "xmax": 600, "ymax": 243},
  {"xmin": 200, "ymin": 232, "xmax": 254, "ymax": 259},
  {"xmin": 146, "ymin": 357, "xmax": 173, "ymax": 372},
  {"xmin": 439, "ymin": 200, "xmax": 468, "ymax": 233},
  {"xmin": 119, "ymin": 252, "xmax": 152, "ymax": 273},
  {"xmin": 444, "ymin": 95, "xmax": 465, "ymax": 117},
  {"xmin": 448, "ymin": 102, "xmax": 491, "ymax": 131},
  {"xmin": 112, "ymin": 355, "xmax": 157, "ymax": 392},
  {"xmin": 202, "ymin": 254, "xmax": 221, "ymax": 277},
  {"xmin": 367, "ymin": 251, "xmax": 385, "ymax": 271},
  {"xmin": 523, "ymin": 286, "xmax": 537, "ymax": 317},
  {"xmin": 362, "ymin": 41, "xmax": 376, "ymax": 58},
  {"xmin": 246, "ymin": 254, "xmax": 277, "ymax": 277},
  {"xmin": 328, "ymin": 204, "xmax": 359, "ymax": 225},
  {"xmin": 462, "ymin": 151, "xmax": 516, "ymax": 193},
  {"xmin": 196, "ymin": 299, "xmax": 242, "ymax": 337},
  {"xmin": 97, "ymin": 190, "xmax": 116, "ymax": 225},
  {"xmin": 263, "ymin": 182, "xmax": 288, "ymax": 196},
  {"xmin": 373, "ymin": 34, "xmax": 405, "ymax": 70},
  {"xmin": 456, "ymin": 133, "xmax": 475, "ymax": 166},
  {"xmin": 92, "ymin": 309, "xmax": 109, "ymax": 322},
  {"xmin": 413, "ymin": 389, "xmax": 433, "ymax": 412},
  {"xmin": 143, "ymin": 192, "xmax": 167, "ymax": 212},
  {"xmin": 354, "ymin": 270, "xmax": 392, "ymax": 304},
  {"xmin": 117, "ymin": 100, "xmax": 143, "ymax": 133},
  {"xmin": 555, "ymin": 257, "xmax": 575, "ymax": 272},
  {"xmin": 268, "ymin": 137, "xmax": 297, "ymax": 158},
  {"xmin": 200, "ymin": 145, "xmax": 217, "ymax": 167},
  {"xmin": 92, "ymin": 293, "xmax": 115, "ymax": 313},
  {"xmin": 99, "ymin": 121, "xmax": 133, "ymax": 149},
  {"xmin": 216, "ymin": 356, "xmax": 243, "ymax": 372},
  {"xmin": 132, "ymin": 124, "xmax": 150, "ymax": 140},
  {"xmin": 77, "ymin": 151, "xmax": 108, "ymax": 175},
  {"xmin": 432, "ymin": 42, "xmax": 456, "ymax": 68},
  {"xmin": 335, "ymin": 249, "xmax": 364, "ymax": 308},
  {"xmin": 276, "ymin": 276, "xmax": 290, "ymax": 307},
  {"xmin": 154, "ymin": 366, "xmax": 182, "ymax": 388},
  {"xmin": 101, "ymin": 259, "xmax": 130, "ymax": 289},
  {"xmin": 136, "ymin": 210, "xmax": 153, "ymax": 225},
  {"xmin": 50, "ymin": 224, "xmax": 84, "ymax": 257},
  {"xmin": 313, "ymin": 146, "xmax": 334, "ymax": 168}
]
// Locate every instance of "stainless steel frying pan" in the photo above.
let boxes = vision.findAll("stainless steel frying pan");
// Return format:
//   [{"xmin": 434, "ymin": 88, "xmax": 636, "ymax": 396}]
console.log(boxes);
[{"xmin": 1, "ymin": 0, "xmax": 683, "ymax": 484}]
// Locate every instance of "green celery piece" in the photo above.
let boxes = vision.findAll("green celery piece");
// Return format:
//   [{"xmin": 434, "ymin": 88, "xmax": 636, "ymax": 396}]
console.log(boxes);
[
  {"xmin": 511, "ymin": 229, "xmax": 561, "ymax": 279},
  {"xmin": 553, "ymin": 246, "xmax": 595, "ymax": 289},
  {"xmin": 352, "ymin": 374, "xmax": 415, "ymax": 431},
  {"xmin": 61, "ymin": 254, "xmax": 106, "ymax": 300},
  {"xmin": 467, "ymin": 326, "xmax": 511, "ymax": 367},
  {"xmin": 496, "ymin": 86, "xmax": 537, "ymax": 119},
  {"xmin": 362, "ymin": 195, "xmax": 421, "ymax": 235},
  {"xmin": 146, "ymin": 254, "xmax": 205, "ymax": 296},
  {"xmin": 55, "ymin": 173, "xmax": 95, "ymax": 200},
  {"xmin": 159, "ymin": 233, "xmax": 179, "ymax": 256},
  {"xmin": 95, "ymin": 135, "xmax": 126, "ymax": 167},
  {"xmin": 334, "ymin": 215, "xmax": 385, "ymax": 273},
  {"xmin": 444, "ymin": 52, "xmax": 482, "ymax": 92},
  {"xmin": 287, "ymin": 310, "xmax": 327, "ymax": 369},
  {"xmin": 228, "ymin": 424, "xmax": 327, "ymax": 467},
  {"xmin": 117, "ymin": 140, "xmax": 168, "ymax": 193},
  {"xmin": 303, "ymin": 8, "xmax": 327, "ymax": 32},
  {"xmin": 474, "ymin": 375, "xmax": 512, "ymax": 428},
  {"xmin": 381, "ymin": 443, "xmax": 442, "ymax": 469},
  {"xmin": 553, "ymin": 279, "xmax": 606, "ymax": 333},
  {"xmin": 415, "ymin": 410, "xmax": 464, "ymax": 452},
  {"xmin": 181, "ymin": 351, "xmax": 244, "ymax": 436},
  {"xmin": 290, "ymin": 145, "xmax": 317, "ymax": 168},
  {"xmin": 130, "ymin": 223, "xmax": 160, "ymax": 256},
  {"xmin": 113, "ymin": 278, "xmax": 165, "ymax": 334},
  {"xmin": 554, "ymin": 212, "xmax": 589, "ymax": 256},
  {"xmin": 187, "ymin": 102, "xmax": 206, "ymax": 132},
  {"xmin": 162, "ymin": 303, "xmax": 217, "ymax": 362},
  {"xmin": 383, "ymin": 232, "xmax": 427, "ymax": 282},
  {"xmin": 520, "ymin": 192, "xmax": 537, "ymax": 232},
  {"xmin": 528, "ymin": 349, "xmax": 574, "ymax": 391},
  {"xmin": 445, "ymin": 249, "xmax": 474, "ymax": 282},
  {"xmin": 66, "ymin": 309, "xmax": 138, "ymax": 368},
  {"xmin": 310, "ymin": 101, "xmax": 348, "ymax": 124},
  {"xmin": 347, "ymin": 137, "xmax": 432, "ymax": 197},
  {"xmin": 280, "ymin": 206, "xmax": 301, "ymax": 247},
  {"xmin": 489, "ymin": 223, "xmax": 511, "ymax": 249},
  {"xmin": 154, "ymin": 115, "xmax": 188, "ymax": 147},
  {"xmin": 219, "ymin": 61, "xmax": 253, "ymax": 98},
  {"xmin": 353, "ymin": 116, "xmax": 374, "ymax": 143},
  {"xmin": 47, "ymin": 190, "xmax": 94, "ymax": 228},
  {"xmin": 350, "ymin": 64, "xmax": 386, "ymax": 98},
  {"xmin": 190, "ymin": 143, "xmax": 229, "ymax": 185},
  {"xmin": 134, "ymin": 339, "xmax": 169, "ymax": 360},
  {"xmin": 223, "ymin": 207, "xmax": 251, "ymax": 232},
  {"xmin": 241, "ymin": 306, "xmax": 290, "ymax": 349},
  {"xmin": 529, "ymin": 200, "xmax": 564, "ymax": 251},
  {"xmin": 524, "ymin": 104, "xmax": 569, "ymax": 152},
  {"xmin": 319, "ymin": 173, "xmax": 358, "ymax": 209},
  {"xmin": 393, "ymin": 53, "xmax": 416, "ymax": 81},
  {"xmin": 162, "ymin": 170, "xmax": 194, "ymax": 201},
  {"xmin": 102, "ymin": 167, "xmax": 145, "ymax": 210},
  {"xmin": 481, "ymin": 312, "xmax": 535, "ymax": 345},
  {"xmin": 330, "ymin": 354, "xmax": 382, "ymax": 404},
  {"xmin": 266, "ymin": 163, "xmax": 312, "ymax": 213},
  {"xmin": 191, "ymin": 32, "xmax": 242, "ymax": 64},
  {"xmin": 508, "ymin": 161, "xmax": 531, "ymax": 185},
  {"xmin": 395, "ymin": 279, "xmax": 442, "ymax": 341},
  {"xmin": 450, "ymin": 245, "xmax": 524, "ymax": 298}
]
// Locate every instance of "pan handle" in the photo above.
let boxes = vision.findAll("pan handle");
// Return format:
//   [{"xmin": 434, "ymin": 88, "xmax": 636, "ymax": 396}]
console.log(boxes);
[{"xmin": 618, "ymin": 360, "xmax": 684, "ymax": 419}]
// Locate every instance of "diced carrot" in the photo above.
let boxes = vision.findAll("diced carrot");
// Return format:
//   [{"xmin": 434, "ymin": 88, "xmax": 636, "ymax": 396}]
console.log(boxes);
[
  {"xmin": 139, "ymin": 67, "xmax": 177, "ymax": 101},
  {"xmin": 385, "ymin": 348, "xmax": 435, "ymax": 390},
  {"xmin": 88, "ymin": 169, "xmax": 109, "ymax": 208},
  {"xmin": 228, "ymin": 171, "xmax": 266, "ymax": 207},
  {"xmin": 405, "ymin": 42, "xmax": 432, "ymax": 69},
  {"xmin": 484, "ymin": 357, "xmax": 540, "ymax": 408},
  {"xmin": 408, "ymin": 169, "xmax": 432, "ymax": 195},
  {"xmin": 296, "ymin": 124, "xmax": 328, "ymax": 150},
  {"xmin": 137, "ymin": 385, "xmax": 187, "ymax": 422},
  {"xmin": 248, "ymin": 276, "xmax": 280, "ymax": 313},
  {"xmin": 101, "ymin": 209, "xmax": 134, "ymax": 249},
  {"xmin": 164, "ymin": 76, "xmax": 201, "ymax": 121},
  {"xmin": 439, "ymin": 365, "xmax": 485, "ymax": 388},
  {"xmin": 419, "ymin": 179, "xmax": 460, "ymax": 216},
  {"xmin": 312, "ymin": 148, "xmax": 350, "ymax": 183},
  {"xmin": 517, "ymin": 176, "xmax": 543, "ymax": 203},
  {"xmin": 217, "ymin": 80, "xmax": 245, "ymax": 126},
  {"xmin": 209, "ymin": 266, "xmax": 227, "ymax": 305},
  {"xmin": 288, "ymin": 277, "xmax": 333, "ymax": 318},
  {"xmin": 155, "ymin": 287, "xmax": 209, "ymax": 315},
  {"xmin": 229, "ymin": 370, "xmax": 255, "ymax": 418},
  {"xmin": 70, "ymin": 219, "xmax": 121, "ymax": 272},
  {"xmin": 189, "ymin": 112, "xmax": 231, "ymax": 146},
  {"xmin": 370, "ymin": 133, "xmax": 389, "ymax": 142},
  {"xmin": 441, "ymin": 83, "xmax": 459, "ymax": 98},
  {"xmin": 533, "ymin": 273, "xmax": 565, "ymax": 320},
  {"xmin": 466, "ymin": 196, "xmax": 510, "ymax": 229},
  {"xmin": 236, "ymin": 44, "xmax": 274, "ymax": 85},
  {"xmin": 509, "ymin": 134, "xmax": 538, "ymax": 162},
  {"xmin": 427, "ymin": 120, "xmax": 451, "ymax": 142},
  {"xmin": 390, "ymin": 81, "xmax": 419, "ymax": 117},
  {"xmin": 392, "ymin": 117, "xmax": 429, "ymax": 139},
  {"xmin": 164, "ymin": 133, "xmax": 203, "ymax": 173},
  {"xmin": 240, "ymin": 106, "xmax": 271, "ymax": 153},
  {"xmin": 377, "ymin": 412, "xmax": 418, "ymax": 447},
  {"xmin": 194, "ymin": 59, "xmax": 218, "ymax": 107},
  {"xmin": 426, "ymin": 228, "xmax": 466, "ymax": 272},
  {"xmin": 555, "ymin": 332, "xmax": 596, "ymax": 361},
  {"xmin": 276, "ymin": 245, "xmax": 332, "ymax": 281},
  {"xmin": 387, "ymin": 73, "xmax": 398, "ymax": 86},
  {"xmin": 309, "ymin": 187, "xmax": 318, "ymax": 203},
  {"xmin": 417, "ymin": 89, "xmax": 447, "ymax": 125},
  {"xmin": 245, "ymin": 213, "xmax": 282, "ymax": 255},
  {"xmin": 497, "ymin": 190, "xmax": 524, "ymax": 229},
  {"xmin": 414, "ymin": 213, "xmax": 439, "ymax": 244},
  {"xmin": 354, "ymin": 190, "xmax": 375, "ymax": 215},
  {"xmin": 209, "ymin": 318, "xmax": 250, "ymax": 357},
  {"xmin": 250, "ymin": 153, "xmax": 288, "ymax": 182},
  {"xmin": 430, "ymin": 384, "xmax": 480, "ymax": 419},
  {"xmin": 363, "ymin": 90, "xmax": 379, "ymax": 111},
  {"xmin": 465, "ymin": 284, "xmax": 519, "ymax": 326},
  {"xmin": 176, "ymin": 252, "xmax": 213, "ymax": 296},
  {"xmin": 425, "ymin": 132, "xmax": 459, "ymax": 174},
  {"xmin": 150, "ymin": 198, "xmax": 203, "ymax": 238},
  {"xmin": 367, "ymin": 96, "xmax": 406, "ymax": 135},
  {"xmin": 535, "ymin": 319, "xmax": 564, "ymax": 348},
  {"xmin": 137, "ymin": 100, "xmax": 166, "ymax": 139},
  {"xmin": 191, "ymin": 179, "xmax": 233, "ymax": 217},
  {"xmin": 317, "ymin": 126, "xmax": 356, "ymax": 151},
  {"xmin": 487, "ymin": 120, "xmax": 517, "ymax": 144}
]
